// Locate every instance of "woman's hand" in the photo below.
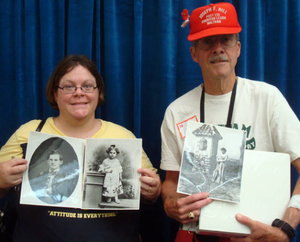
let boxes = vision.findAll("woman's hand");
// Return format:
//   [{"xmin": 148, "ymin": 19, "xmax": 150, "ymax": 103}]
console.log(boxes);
[
  {"xmin": 0, "ymin": 158, "xmax": 28, "ymax": 189},
  {"xmin": 138, "ymin": 168, "xmax": 161, "ymax": 203}
]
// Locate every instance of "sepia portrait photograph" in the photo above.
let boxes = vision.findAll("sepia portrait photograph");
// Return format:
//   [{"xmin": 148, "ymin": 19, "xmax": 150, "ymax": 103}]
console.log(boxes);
[
  {"xmin": 83, "ymin": 138, "xmax": 142, "ymax": 210},
  {"xmin": 177, "ymin": 121, "xmax": 246, "ymax": 202}
]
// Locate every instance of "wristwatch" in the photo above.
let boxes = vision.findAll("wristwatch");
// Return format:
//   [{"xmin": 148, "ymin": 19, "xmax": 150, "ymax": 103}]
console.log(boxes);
[{"xmin": 271, "ymin": 218, "xmax": 295, "ymax": 239}]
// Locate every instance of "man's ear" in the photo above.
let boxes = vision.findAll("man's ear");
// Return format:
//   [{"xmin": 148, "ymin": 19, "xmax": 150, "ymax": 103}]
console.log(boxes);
[
  {"xmin": 190, "ymin": 46, "xmax": 198, "ymax": 63},
  {"xmin": 237, "ymin": 41, "xmax": 241, "ymax": 58}
]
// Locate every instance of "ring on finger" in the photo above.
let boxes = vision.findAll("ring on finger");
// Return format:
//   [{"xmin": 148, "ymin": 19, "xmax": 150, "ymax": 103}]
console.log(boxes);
[
  {"xmin": 188, "ymin": 211, "xmax": 195, "ymax": 219},
  {"xmin": 148, "ymin": 187, "xmax": 152, "ymax": 193}
]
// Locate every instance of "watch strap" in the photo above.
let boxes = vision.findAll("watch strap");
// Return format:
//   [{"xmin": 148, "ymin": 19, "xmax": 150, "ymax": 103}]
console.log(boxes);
[{"xmin": 271, "ymin": 218, "xmax": 295, "ymax": 239}]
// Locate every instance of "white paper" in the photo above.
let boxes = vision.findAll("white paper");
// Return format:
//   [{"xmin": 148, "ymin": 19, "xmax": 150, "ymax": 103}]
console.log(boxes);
[{"xmin": 198, "ymin": 150, "xmax": 290, "ymax": 236}]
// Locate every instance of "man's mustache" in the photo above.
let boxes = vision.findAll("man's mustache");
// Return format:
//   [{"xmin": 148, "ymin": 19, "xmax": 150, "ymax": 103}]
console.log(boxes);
[{"xmin": 209, "ymin": 55, "xmax": 229, "ymax": 62}]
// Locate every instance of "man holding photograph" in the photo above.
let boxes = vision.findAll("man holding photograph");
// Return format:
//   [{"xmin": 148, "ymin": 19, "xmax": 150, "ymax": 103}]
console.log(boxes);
[{"xmin": 160, "ymin": 2, "xmax": 300, "ymax": 242}]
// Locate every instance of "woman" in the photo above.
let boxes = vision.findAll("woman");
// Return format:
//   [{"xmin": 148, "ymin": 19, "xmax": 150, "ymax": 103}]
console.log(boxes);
[
  {"xmin": 213, "ymin": 147, "xmax": 228, "ymax": 184},
  {"xmin": 0, "ymin": 55, "xmax": 161, "ymax": 242}
]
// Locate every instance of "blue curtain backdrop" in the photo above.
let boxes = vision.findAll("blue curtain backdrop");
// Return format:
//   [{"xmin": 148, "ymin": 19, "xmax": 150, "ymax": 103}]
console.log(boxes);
[{"xmin": 0, "ymin": 0, "xmax": 300, "ymax": 241}]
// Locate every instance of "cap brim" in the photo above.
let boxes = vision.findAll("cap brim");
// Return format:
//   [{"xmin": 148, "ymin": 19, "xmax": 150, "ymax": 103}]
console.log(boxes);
[{"xmin": 188, "ymin": 27, "xmax": 242, "ymax": 41}]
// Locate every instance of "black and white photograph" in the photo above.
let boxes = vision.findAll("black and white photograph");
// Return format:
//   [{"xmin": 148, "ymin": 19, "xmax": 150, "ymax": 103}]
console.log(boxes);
[
  {"xmin": 20, "ymin": 131, "xmax": 84, "ymax": 208},
  {"xmin": 177, "ymin": 121, "xmax": 246, "ymax": 202},
  {"xmin": 83, "ymin": 138, "xmax": 142, "ymax": 210},
  {"xmin": 21, "ymin": 132, "xmax": 142, "ymax": 210}
]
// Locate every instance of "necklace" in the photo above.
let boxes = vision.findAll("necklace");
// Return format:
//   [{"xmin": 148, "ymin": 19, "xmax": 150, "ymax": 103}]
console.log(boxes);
[{"xmin": 200, "ymin": 79, "xmax": 237, "ymax": 128}]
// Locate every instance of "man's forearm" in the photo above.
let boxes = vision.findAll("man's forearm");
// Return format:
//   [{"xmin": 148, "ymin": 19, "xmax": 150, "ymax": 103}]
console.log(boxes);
[
  {"xmin": 282, "ymin": 176, "xmax": 300, "ymax": 229},
  {"xmin": 283, "ymin": 160, "xmax": 300, "ymax": 229},
  {"xmin": 282, "ymin": 206, "xmax": 300, "ymax": 229},
  {"xmin": 161, "ymin": 171, "xmax": 182, "ymax": 203}
]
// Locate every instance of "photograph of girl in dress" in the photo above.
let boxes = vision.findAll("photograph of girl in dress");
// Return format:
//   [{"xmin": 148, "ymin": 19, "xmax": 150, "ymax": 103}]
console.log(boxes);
[
  {"xmin": 98, "ymin": 145, "xmax": 123, "ymax": 204},
  {"xmin": 83, "ymin": 138, "xmax": 142, "ymax": 210}
]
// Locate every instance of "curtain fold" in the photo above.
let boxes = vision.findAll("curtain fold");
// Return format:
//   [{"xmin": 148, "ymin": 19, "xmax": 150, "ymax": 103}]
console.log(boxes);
[
  {"xmin": 0, "ymin": 1, "xmax": 299, "ymax": 241},
  {"xmin": 133, "ymin": 0, "xmax": 143, "ymax": 136}
]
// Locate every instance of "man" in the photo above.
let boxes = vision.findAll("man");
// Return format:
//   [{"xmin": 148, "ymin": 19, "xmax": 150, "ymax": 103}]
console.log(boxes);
[
  {"xmin": 33, "ymin": 149, "xmax": 76, "ymax": 204},
  {"xmin": 160, "ymin": 2, "xmax": 300, "ymax": 242}
]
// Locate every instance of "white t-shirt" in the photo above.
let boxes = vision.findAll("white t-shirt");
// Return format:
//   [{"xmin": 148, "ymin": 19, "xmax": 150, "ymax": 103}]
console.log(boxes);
[{"xmin": 160, "ymin": 77, "xmax": 300, "ymax": 171}]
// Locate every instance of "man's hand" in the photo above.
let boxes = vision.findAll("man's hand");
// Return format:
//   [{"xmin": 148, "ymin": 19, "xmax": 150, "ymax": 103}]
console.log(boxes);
[
  {"xmin": 230, "ymin": 213, "xmax": 289, "ymax": 242},
  {"xmin": 164, "ymin": 192, "xmax": 213, "ymax": 224},
  {"xmin": 162, "ymin": 170, "xmax": 213, "ymax": 224}
]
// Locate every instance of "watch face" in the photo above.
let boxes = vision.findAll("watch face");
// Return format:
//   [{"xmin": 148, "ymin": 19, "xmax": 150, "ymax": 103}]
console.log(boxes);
[{"xmin": 272, "ymin": 219, "xmax": 283, "ymax": 227}]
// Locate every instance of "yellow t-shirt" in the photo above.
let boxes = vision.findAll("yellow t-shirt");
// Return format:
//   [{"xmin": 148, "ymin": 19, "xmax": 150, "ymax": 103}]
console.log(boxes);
[{"xmin": 0, "ymin": 117, "xmax": 156, "ymax": 172}]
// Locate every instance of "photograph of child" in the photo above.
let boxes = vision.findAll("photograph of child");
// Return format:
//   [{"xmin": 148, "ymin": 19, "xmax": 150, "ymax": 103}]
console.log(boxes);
[
  {"xmin": 98, "ymin": 145, "xmax": 124, "ymax": 204},
  {"xmin": 83, "ymin": 138, "xmax": 142, "ymax": 210}
]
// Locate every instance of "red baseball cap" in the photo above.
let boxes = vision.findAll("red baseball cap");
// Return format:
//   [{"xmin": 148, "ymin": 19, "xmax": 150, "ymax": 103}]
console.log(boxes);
[{"xmin": 188, "ymin": 2, "xmax": 242, "ymax": 41}]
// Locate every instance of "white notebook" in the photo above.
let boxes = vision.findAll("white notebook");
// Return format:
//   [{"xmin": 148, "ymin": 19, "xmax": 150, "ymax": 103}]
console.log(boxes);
[{"xmin": 183, "ymin": 150, "xmax": 291, "ymax": 237}]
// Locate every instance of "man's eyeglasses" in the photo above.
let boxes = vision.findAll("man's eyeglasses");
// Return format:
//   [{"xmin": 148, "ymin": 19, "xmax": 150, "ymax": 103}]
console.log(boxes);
[
  {"xmin": 195, "ymin": 34, "xmax": 238, "ymax": 50},
  {"xmin": 58, "ymin": 85, "xmax": 98, "ymax": 94}
]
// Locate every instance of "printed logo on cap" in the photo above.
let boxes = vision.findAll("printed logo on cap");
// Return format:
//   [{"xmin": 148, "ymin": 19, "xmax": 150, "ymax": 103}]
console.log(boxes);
[
  {"xmin": 199, "ymin": 5, "xmax": 228, "ymax": 26},
  {"xmin": 183, "ymin": 3, "xmax": 242, "ymax": 41}
]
